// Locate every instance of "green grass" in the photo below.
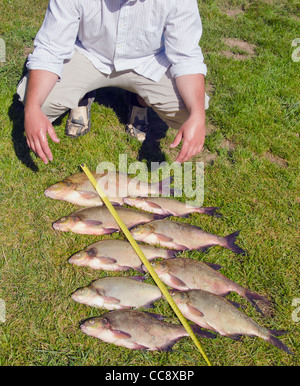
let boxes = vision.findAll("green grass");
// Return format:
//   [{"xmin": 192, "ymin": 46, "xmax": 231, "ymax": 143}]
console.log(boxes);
[{"xmin": 0, "ymin": 0, "xmax": 299, "ymax": 366}]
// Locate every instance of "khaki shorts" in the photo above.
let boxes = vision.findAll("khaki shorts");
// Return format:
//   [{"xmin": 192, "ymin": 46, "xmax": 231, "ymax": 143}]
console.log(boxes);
[{"xmin": 17, "ymin": 50, "xmax": 209, "ymax": 130}]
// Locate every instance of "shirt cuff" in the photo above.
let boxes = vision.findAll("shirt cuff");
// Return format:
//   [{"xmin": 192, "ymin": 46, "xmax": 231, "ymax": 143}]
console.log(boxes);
[
  {"xmin": 170, "ymin": 59, "xmax": 207, "ymax": 78},
  {"xmin": 26, "ymin": 51, "xmax": 64, "ymax": 78}
]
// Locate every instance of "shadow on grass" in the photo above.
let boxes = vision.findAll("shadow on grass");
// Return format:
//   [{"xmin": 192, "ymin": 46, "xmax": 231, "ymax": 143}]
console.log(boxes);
[
  {"xmin": 9, "ymin": 93, "xmax": 39, "ymax": 172},
  {"xmin": 9, "ymin": 84, "xmax": 169, "ymax": 172},
  {"xmin": 95, "ymin": 87, "xmax": 169, "ymax": 167}
]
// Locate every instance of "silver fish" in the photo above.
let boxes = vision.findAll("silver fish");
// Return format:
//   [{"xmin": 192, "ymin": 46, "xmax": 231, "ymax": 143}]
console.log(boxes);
[
  {"xmin": 150, "ymin": 258, "xmax": 270, "ymax": 315},
  {"xmin": 68, "ymin": 239, "xmax": 176, "ymax": 272},
  {"xmin": 131, "ymin": 219, "xmax": 246, "ymax": 254},
  {"xmin": 71, "ymin": 276, "xmax": 162, "ymax": 310},
  {"xmin": 44, "ymin": 171, "xmax": 172, "ymax": 206},
  {"xmin": 80, "ymin": 309, "xmax": 215, "ymax": 351},
  {"xmin": 124, "ymin": 196, "xmax": 222, "ymax": 217},
  {"xmin": 52, "ymin": 206, "xmax": 166, "ymax": 235},
  {"xmin": 171, "ymin": 289, "xmax": 293, "ymax": 355}
]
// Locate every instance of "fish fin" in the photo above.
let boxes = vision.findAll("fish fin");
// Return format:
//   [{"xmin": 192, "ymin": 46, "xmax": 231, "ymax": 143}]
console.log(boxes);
[
  {"xmin": 196, "ymin": 245, "xmax": 213, "ymax": 253},
  {"xmin": 204, "ymin": 262, "xmax": 222, "ymax": 270},
  {"xmin": 153, "ymin": 213, "xmax": 170, "ymax": 220},
  {"xmin": 145, "ymin": 201, "xmax": 164, "ymax": 210},
  {"xmin": 155, "ymin": 233, "xmax": 174, "ymax": 243},
  {"xmin": 102, "ymin": 228, "xmax": 120, "ymax": 234},
  {"xmin": 132, "ymin": 343, "xmax": 149, "ymax": 350},
  {"xmin": 134, "ymin": 266, "xmax": 145, "ymax": 273},
  {"xmin": 186, "ymin": 304, "xmax": 204, "ymax": 318},
  {"xmin": 223, "ymin": 231, "xmax": 247, "ymax": 255},
  {"xmin": 110, "ymin": 201, "xmax": 122, "ymax": 206},
  {"xmin": 77, "ymin": 190, "xmax": 99, "ymax": 199},
  {"xmin": 191, "ymin": 325, "xmax": 216, "ymax": 339},
  {"xmin": 267, "ymin": 335, "xmax": 293, "ymax": 355},
  {"xmin": 98, "ymin": 256, "xmax": 118, "ymax": 265},
  {"xmin": 83, "ymin": 219, "xmax": 103, "ymax": 227},
  {"xmin": 111, "ymin": 329, "xmax": 132, "ymax": 339},
  {"xmin": 269, "ymin": 329, "xmax": 289, "ymax": 337},
  {"xmin": 168, "ymin": 274, "xmax": 189, "ymax": 290},
  {"xmin": 226, "ymin": 299, "xmax": 243, "ymax": 309},
  {"xmin": 102, "ymin": 296, "xmax": 121, "ymax": 305},
  {"xmin": 227, "ymin": 334, "xmax": 243, "ymax": 341},
  {"xmin": 165, "ymin": 250, "xmax": 178, "ymax": 259},
  {"xmin": 127, "ymin": 275, "xmax": 146, "ymax": 282},
  {"xmin": 196, "ymin": 207, "xmax": 223, "ymax": 217}
]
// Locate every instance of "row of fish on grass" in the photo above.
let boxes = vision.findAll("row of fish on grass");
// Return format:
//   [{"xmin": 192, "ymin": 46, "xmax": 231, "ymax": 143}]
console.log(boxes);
[{"xmin": 44, "ymin": 170, "xmax": 293, "ymax": 355}]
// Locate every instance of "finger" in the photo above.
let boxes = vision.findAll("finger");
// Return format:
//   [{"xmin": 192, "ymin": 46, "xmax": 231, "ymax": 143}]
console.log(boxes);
[
  {"xmin": 47, "ymin": 123, "xmax": 60, "ymax": 143},
  {"xmin": 33, "ymin": 138, "xmax": 49, "ymax": 164},
  {"xmin": 40, "ymin": 139, "xmax": 53, "ymax": 163},
  {"xmin": 175, "ymin": 141, "xmax": 190, "ymax": 163},
  {"xmin": 170, "ymin": 130, "xmax": 183, "ymax": 148},
  {"xmin": 27, "ymin": 137, "xmax": 36, "ymax": 155}
]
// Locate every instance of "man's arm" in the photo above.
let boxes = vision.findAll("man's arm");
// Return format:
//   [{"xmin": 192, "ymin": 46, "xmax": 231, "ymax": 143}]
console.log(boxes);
[
  {"xmin": 24, "ymin": 70, "xmax": 60, "ymax": 164},
  {"xmin": 170, "ymin": 73, "xmax": 206, "ymax": 163}
]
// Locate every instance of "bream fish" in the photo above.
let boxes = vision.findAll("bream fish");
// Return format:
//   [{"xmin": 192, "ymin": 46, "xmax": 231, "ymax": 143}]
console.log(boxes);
[
  {"xmin": 131, "ymin": 219, "xmax": 246, "ymax": 254},
  {"xmin": 80, "ymin": 309, "xmax": 215, "ymax": 351},
  {"xmin": 171, "ymin": 289, "xmax": 293, "ymax": 354},
  {"xmin": 44, "ymin": 170, "xmax": 172, "ymax": 206},
  {"xmin": 68, "ymin": 239, "xmax": 176, "ymax": 272},
  {"xmin": 52, "ymin": 206, "xmax": 166, "ymax": 235},
  {"xmin": 149, "ymin": 258, "xmax": 270, "ymax": 314},
  {"xmin": 72, "ymin": 276, "xmax": 162, "ymax": 310},
  {"xmin": 123, "ymin": 196, "xmax": 222, "ymax": 217}
]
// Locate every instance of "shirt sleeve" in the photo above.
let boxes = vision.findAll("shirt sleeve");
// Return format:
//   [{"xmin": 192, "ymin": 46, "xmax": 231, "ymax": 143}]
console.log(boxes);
[
  {"xmin": 26, "ymin": 0, "xmax": 80, "ymax": 78},
  {"xmin": 164, "ymin": 0, "xmax": 207, "ymax": 78}
]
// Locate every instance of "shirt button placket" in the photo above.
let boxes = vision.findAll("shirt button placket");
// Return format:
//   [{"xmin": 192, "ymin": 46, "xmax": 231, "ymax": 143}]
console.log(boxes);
[{"xmin": 114, "ymin": 0, "xmax": 129, "ymax": 69}]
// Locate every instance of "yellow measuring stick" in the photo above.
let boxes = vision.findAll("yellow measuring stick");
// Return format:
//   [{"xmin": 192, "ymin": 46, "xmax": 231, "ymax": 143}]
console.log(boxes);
[{"xmin": 80, "ymin": 163, "xmax": 212, "ymax": 366}]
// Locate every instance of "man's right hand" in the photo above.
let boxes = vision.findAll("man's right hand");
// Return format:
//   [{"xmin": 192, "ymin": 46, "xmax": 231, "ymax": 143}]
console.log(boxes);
[
  {"xmin": 24, "ymin": 69, "xmax": 60, "ymax": 164},
  {"xmin": 24, "ymin": 106, "xmax": 60, "ymax": 164}
]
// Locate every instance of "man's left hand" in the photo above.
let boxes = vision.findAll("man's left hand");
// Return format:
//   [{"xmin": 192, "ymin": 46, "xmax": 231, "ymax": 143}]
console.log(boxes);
[{"xmin": 170, "ymin": 114, "xmax": 205, "ymax": 163}]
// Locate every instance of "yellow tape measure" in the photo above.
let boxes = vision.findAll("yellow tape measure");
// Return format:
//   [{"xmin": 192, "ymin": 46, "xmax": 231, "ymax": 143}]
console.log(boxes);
[{"xmin": 80, "ymin": 164, "xmax": 212, "ymax": 366}]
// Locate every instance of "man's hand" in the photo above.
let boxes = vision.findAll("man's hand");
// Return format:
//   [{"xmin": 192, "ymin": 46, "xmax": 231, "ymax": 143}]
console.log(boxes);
[
  {"xmin": 24, "ymin": 69, "xmax": 59, "ymax": 164},
  {"xmin": 24, "ymin": 106, "xmax": 59, "ymax": 164},
  {"xmin": 172, "ymin": 73, "xmax": 206, "ymax": 163},
  {"xmin": 170, "ymin": 114, "xmax": 205, "ymax": 163}
]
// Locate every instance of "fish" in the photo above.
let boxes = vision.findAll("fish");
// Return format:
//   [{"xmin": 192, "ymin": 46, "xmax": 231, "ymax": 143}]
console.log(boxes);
[
  {"xmin": 80, "ymin": 309, "xmax": 215, "ymax": 351},
  {"xmin": 171, "ymin": 289, "xmax": 293, "ymax": 355},
  {"xmin": 52, "ymin": 206, "xmax": 166, "ymax": 235},
  {"xmin": 131, "ymin": 219, "xmax": 246, "ymax": 254},
  {"xmin": 71, "ymin": 276, "xmax": 162, "ymax": 310},
  {"xmin": 149, "ymin": 258, "xmax": 270, "ymax": 315},
  {"xmin": 44, "ymin": 170, "xmax": 173, "ymax": 206},
  {"xmin": 123, "ymin": 196, "xmax": 222, "ymax": 217},
  {"xmin": 68, "ymin": 239, "xmax": 176, "ymax": 272}
]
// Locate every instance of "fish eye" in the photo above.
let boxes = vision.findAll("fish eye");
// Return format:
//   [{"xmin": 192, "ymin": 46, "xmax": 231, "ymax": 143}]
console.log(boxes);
[{"xmin": 89, "ymin": 319, "xmax": 95, "ymax": 325}]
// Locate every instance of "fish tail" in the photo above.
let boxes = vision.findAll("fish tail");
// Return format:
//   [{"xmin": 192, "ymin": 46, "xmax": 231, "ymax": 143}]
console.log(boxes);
[
  {"xmin": 244, "ymin": 290, "xmax": 272, "ymax": 315},
  {"xmin": 196, "ymin": 207, "xmax": 222, "ymax": 217},
  {"xmin": 223, "ymin": 231, "xmax": 247, "ymax": 255},
  {"xmin": 267, "ymin": 331, "xmax": 293, "ymax": 355},
  {"xmin": 191, "ymin": 324, "xmax": 216, "ymax": 339},
  {"xmin": 165, "ymin": 250, "xmax": 178, "ymax": 259}
]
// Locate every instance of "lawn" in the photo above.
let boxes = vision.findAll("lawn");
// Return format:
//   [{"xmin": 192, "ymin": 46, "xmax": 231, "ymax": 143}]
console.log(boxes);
[{"xmin": 0, "ymin": 0, "xmax": 299, "ymax": 366}]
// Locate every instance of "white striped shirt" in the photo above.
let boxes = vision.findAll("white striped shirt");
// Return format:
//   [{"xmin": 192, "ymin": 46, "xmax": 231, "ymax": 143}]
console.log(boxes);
[{"xmin": 27, "ymin": 0, "xmax": 207, "ymax": 82}]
